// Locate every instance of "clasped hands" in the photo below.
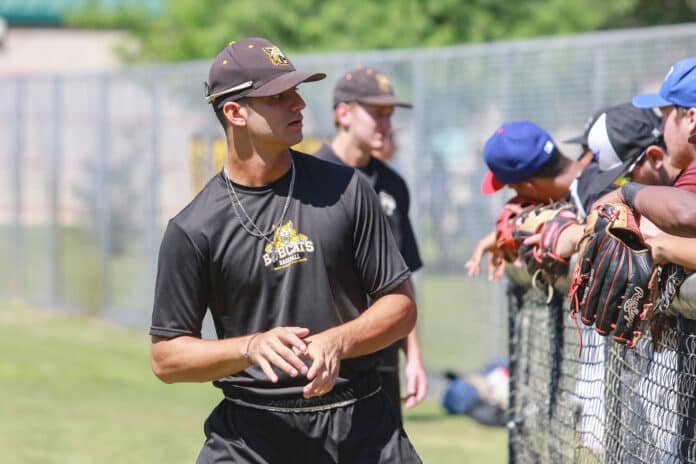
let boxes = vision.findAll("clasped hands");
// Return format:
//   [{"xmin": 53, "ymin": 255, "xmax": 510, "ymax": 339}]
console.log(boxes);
[{"xmin": 244, "ymin": 327, "xmax": 341, "ymax": 399}]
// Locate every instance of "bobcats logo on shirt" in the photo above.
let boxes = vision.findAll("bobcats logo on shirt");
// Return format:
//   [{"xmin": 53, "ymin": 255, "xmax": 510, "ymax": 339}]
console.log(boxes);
[
  {"xmin": 263, "ymin": 220, "xmax": 314, "ymax": 270},
  {"xmin": 379, "ymin": 191, "xmax": 396, "ymax": 216}
]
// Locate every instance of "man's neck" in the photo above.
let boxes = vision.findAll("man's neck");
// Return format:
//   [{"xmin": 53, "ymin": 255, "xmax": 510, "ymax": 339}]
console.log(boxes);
[
  {"xmin": 225, "ymin": 141, "xmax": 292, "ymax": 187},
  {"xmin": 532, "ymin": 160, "xmax": 584, "ymax": 201},
  {"xmin": 330, "ymin": 134, "xmax": 371, "ymax": 168},
  {"xmin": 551, "ymin": 160, "xmax": 584, "ymax": 198}
]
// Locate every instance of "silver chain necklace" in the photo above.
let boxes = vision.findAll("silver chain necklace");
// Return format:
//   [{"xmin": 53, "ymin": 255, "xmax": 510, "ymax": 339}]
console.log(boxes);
[{"xmin": 223, "ymin": 157, "xmax": 296, "ymax": 244}]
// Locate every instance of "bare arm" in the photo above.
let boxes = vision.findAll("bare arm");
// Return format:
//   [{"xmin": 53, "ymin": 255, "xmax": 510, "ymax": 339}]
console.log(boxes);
[
  {"xmin": 311, "ymin": 279, "xmax": 416, "ymax": 360},
  {"xmin": 151, "ymin": 280, "xmax": 415, "ymax": 398},
  {"xmin": 150, "ymin": 327, "xmax": 310, "ymax": 384},
  {"xmin": 400, "ymin": 278, "xmax": 427, "ymax": 408},
  {"xmin": 465, "ymin": 230, "xmax": 506, "ymax": 280},
  {"xmin": 401, "ymin": 322, "xmax": 427, "ymax": 408},
  {"xmin": 647, "ymin": 234, "xmax": 696, "ymax": 269},
  {"xmin": 597, "ymin": 185, "xmax": 696, "ymax": 237},
  {"xmin": 300, "ymin": 279, "xmax": 417, "ymax": 398}
]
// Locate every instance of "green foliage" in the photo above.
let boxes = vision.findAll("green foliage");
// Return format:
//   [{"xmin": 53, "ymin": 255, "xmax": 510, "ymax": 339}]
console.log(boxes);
[{"xmin": 66, "ymin": 0, "xmax": 696, "ymax": 62}]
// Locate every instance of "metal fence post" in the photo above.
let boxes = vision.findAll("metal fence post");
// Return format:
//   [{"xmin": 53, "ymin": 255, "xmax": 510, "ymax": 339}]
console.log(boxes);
[
  {"xmin": 410, "ymin": 52, "xmax": 427, "ymax": 293},
  {"xmin": 12, "ymin": 78, "xmax": 25, "ymax": 298},
  {"xmin": 97, "ymin": 75, "xmax": 112, "ymax": 312},
  {"xmin": 146, "ymin": 71, "xmax": 161, "ymax": 304},
  {"xmin": 49, "ymin": 76, "xmax": 64, "ymax": 305}
]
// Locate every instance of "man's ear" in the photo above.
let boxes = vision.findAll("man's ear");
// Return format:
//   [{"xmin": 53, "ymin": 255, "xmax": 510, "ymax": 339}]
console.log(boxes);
[
  {"xmin": 223, "ymin": 101, "xmax": 247, "ymax": 128},
  {"xmin": 645, "ymin": 144, "xmax": 666, "ymax": 168},
  {"xmin": 334, "ymin": 102, "xmax": 352, "ymax": 130},
  {"xmin": 687, "ymin": 108, "xmax": 696, "ymax": 143}
]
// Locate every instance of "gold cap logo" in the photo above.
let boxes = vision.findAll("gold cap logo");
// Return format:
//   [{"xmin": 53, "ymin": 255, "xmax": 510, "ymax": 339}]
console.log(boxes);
[
  {"xmin": 263, "ymin": 46, "xmax": 290, "ymax": 66},
  {"xmin": 376, "ymin": 74, "xmax": 392, "ymax": 93}
]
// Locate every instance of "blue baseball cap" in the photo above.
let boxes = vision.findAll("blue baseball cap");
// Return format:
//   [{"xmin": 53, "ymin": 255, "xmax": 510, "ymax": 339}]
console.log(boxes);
[
  {"xmin": 480, "ymin": 121, "xmax": 557, "ymax": 195},
  {"xmin": 633, "ymin": 57, "xmax": 696, "ymax": 109}
]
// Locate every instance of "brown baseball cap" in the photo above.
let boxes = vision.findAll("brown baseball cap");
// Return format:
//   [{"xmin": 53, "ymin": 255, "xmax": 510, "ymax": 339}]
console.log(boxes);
[
  {"xmin": 205, "ymin": 37, "xmax": 326, "ymax": 107},
  {"xmin": 333, "ymin": 66, "xmax": 412, "ymax": 108}
]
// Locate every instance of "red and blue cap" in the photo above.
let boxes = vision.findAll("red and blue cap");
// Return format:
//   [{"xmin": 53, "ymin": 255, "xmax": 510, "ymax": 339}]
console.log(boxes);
[
  {"xmin": 480, "ymin": 121, "xmax": 557, "ymax": 195},
  {"xmin": 633, "ymin": 57, "xmax": 696, "ymax": 109}
]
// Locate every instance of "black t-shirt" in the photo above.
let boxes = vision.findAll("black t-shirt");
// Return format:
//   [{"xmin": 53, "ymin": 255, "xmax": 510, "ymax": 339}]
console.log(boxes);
[
  {"xmin": 315, "ymin": 145, "xmax": 423, "ymax": 272},
  {"xmin": 150, "ymin": 151, "xmax": 411, "ymax": 397},
  {"xmin": 315, "ymin": 144, "xmax": 422, "ymax": 371},
  {"xmin": 568, "ymin": 161, "xmax": 618, "ymax": 218}
]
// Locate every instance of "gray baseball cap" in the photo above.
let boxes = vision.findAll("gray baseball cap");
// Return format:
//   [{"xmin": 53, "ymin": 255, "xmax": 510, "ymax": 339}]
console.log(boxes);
[{"xmin": 205, "ymin": 37, "xmax": 325, "ymax": 107}]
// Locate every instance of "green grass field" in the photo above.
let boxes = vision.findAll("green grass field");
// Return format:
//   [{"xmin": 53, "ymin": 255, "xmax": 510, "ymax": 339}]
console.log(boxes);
[
  {"xmin": 0, "ymin": 303, "xmax": 507, "ymax": 463},
  {"xmin": 2, "ymin": 224, "xmax": 508, "ymax": 374}
]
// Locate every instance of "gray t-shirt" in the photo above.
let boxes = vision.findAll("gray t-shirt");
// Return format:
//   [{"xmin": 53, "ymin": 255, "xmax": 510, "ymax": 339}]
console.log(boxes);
[{"xmin": 150, "ymin": 151, "xmax": 410, "ymax": 397}]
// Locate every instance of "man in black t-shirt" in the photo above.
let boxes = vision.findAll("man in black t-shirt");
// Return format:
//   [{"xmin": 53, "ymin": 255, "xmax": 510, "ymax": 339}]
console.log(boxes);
[
  {"xmin": 150, "ymin": 38, "xmax": 421, "ymax": 464},
  {"xmin": 315, "ymin": 66, "xmax": 426, "ymax": 424}
]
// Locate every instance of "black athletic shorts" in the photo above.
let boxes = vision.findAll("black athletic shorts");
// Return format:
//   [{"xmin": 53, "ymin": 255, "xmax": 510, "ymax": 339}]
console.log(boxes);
[
  {"xmin": 197, "ymin": 388, "xmax": 421, "ymax": 463},
  {"xmin": 379, "ymin": 369, "xmax": 403, "ymax": 425}
]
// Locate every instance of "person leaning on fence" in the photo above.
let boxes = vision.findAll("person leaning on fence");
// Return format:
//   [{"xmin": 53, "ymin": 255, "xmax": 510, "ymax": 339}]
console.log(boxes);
[
  {"xmin": 529, "ymin": 102, "xmax": 671, "ymax": 256},
  {"xmin": 600, "ymin": 57, "xmax": 696, "ymax": 239},
  {"xmin": 314, "ymin": 66, "xmax": 427, "ymax": 424},
  {"xmin": 520, "ymin": 107, "xmax": 696, "ymax": 449},
  {"xmin": 626, "ymin": 56, "xmax": 696, "ymax": 233},
  {"xmin": 464, "ymin": 120, "xmax": 619, "ymax": 279},
  {"xmin": 149, "ymin": 37, "xmax": 421, "ymax": 464},
  {"xmin": 469, "ymin": 120, "xmax": 627, "ymax": 454}
]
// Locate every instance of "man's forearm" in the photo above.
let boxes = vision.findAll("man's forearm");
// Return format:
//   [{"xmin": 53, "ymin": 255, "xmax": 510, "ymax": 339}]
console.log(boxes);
[
  {"xmin": 401, "ymin": 277, "xmax": 421, "ymax": 359},
  {"xmin": 624, "ymin": 185, "xmax": 696, "ymax": 237},
  {"xmin": 150, "ymin": 334, "xmax": 253, "ymax": 384},
  {"xmin": 649, "ymin": 235, "xmax": 696, "ymax": 268},
  {"xmin": 320, "ymin": 279, "xmax": 417, "ymax": 360},
  {"xmin": 402, "ymin": 327, "xmax": 422, "ymax": 359}
]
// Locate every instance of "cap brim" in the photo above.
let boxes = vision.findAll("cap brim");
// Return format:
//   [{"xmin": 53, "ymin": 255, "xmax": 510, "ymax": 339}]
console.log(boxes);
[
  {"xmin": 248, "ymin": 71, "xmax": 326, "ymax": 98},
  {"xmin": 480, "ymin": 170, "xmax": 505, "ymax": 195},
  {"xmin": 632, "ymin": 93, "xmax": 673, "ymax": 109},
  {"xmin": 593, "ymin": 161, "xmax": 634, "ymax": 193},
  {"xmin": 356, "ymin": 95, "xmax": 413, "ymax": 108},
  {"xmin": 562, "ymin": 134, "xmax": 586, "ymax": 145}
]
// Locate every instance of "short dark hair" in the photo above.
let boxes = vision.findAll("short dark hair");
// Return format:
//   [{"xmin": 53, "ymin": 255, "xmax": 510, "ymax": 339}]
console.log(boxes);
[
  {"xmin": 214, "ymin": 106, "xmax": 229, "ymax": 130},
  {"xmin": 532, "ymin": 149, "xmax": 571, "ymax": 178},
  {"xmin": 676, "ymin": 106, "xmax": 690, "ymax": 118}
]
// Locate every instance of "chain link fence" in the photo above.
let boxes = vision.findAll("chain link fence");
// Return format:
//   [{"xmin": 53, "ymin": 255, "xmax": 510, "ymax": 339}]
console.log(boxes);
[
  {"xmin": 2, "ymin": 23, "xmax": 696, "ymax": 382},
  {"xmin": 508, "ymin": 271, "xmax": 696, "ymax": 463}
]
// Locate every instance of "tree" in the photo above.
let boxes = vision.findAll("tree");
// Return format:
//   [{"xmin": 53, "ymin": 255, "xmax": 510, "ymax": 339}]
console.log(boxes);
[{"xmin": 67, "ymin": 0, "xmax": 696, "ymax": 62}]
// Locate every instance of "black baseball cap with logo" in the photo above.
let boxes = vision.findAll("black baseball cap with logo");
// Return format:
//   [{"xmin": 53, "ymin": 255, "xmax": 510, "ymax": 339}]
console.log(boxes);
[
  {"xmin": 205, "ymin": 37, "xmax": 326, "ymax": 108},
  {"xmin": 333, "ymin": 66, "xmax": 412, "ymax": 108},
  {"xmin": 588, "ymin": 102, "xmax": 663, "ymax": 188}
]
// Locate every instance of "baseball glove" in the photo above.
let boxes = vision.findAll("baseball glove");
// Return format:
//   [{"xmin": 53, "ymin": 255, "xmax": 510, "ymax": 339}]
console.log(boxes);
[
  {"xmin": 495, "ymin": 196, "xmax": 541, "ymax": 263},
  {"xmin": 644, "ymin": 263, "xmax": 694, "ymax": 350},
  {"xmin": 568, "ymin": 202, "xmax": 653, "ymax": 347},
  {"xmin": 514, "ymin": 202, "xmax": 580, "ymax": 286}
]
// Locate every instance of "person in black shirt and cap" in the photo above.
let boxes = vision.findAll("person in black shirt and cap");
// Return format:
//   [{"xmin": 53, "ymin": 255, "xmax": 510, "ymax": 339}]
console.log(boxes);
[
  {"xmin": 150, "ymin": 37, "xmax": 421, "ymax": 464},
  {"xmin": 315, "ymin": 66, "xmax": 427, "ymax": 424}
]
